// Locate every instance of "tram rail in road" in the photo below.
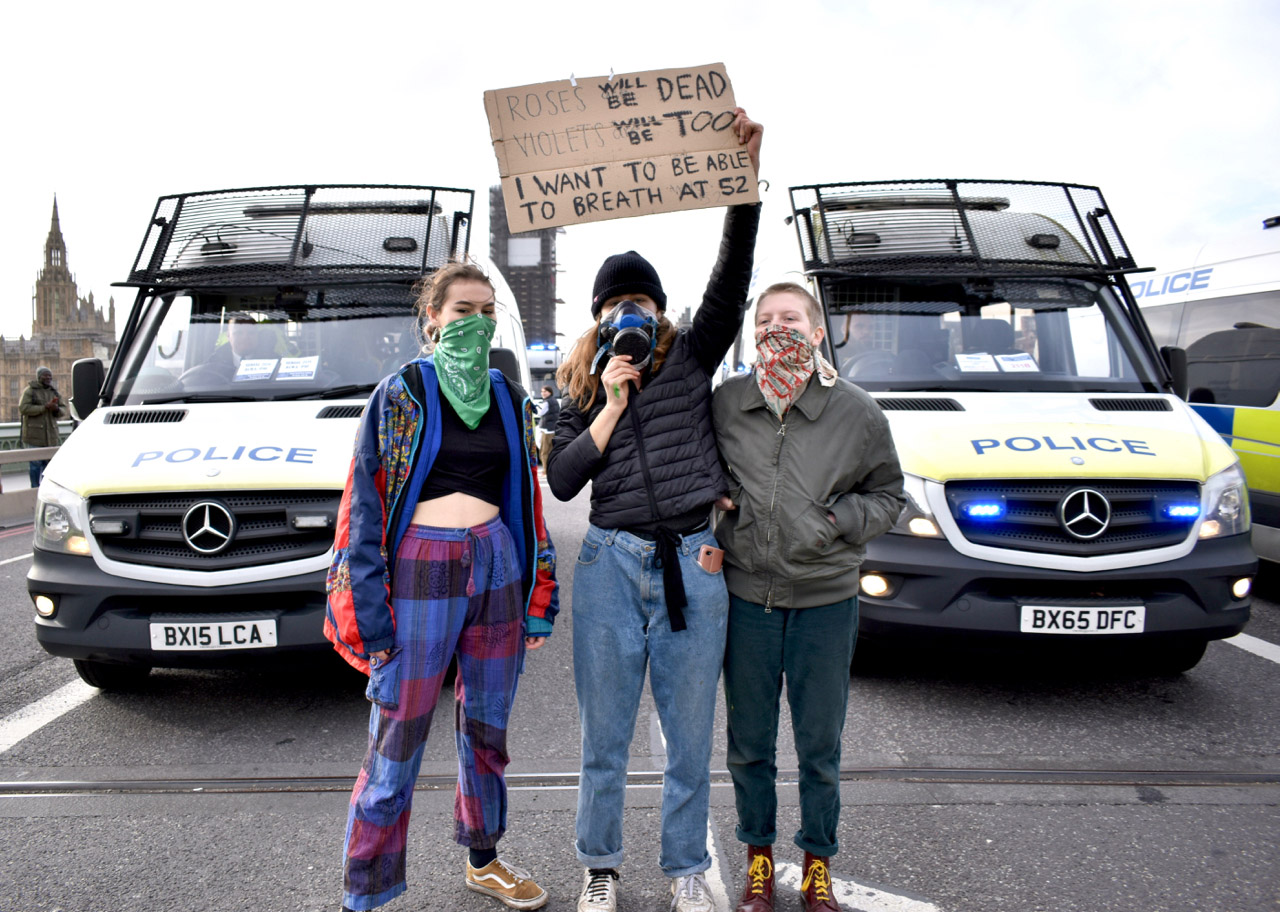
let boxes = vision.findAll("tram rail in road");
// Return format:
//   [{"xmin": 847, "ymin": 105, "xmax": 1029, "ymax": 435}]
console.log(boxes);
[{"xmin": 2, "ymin": 766, "xmax": 1277, "ymax": 797}]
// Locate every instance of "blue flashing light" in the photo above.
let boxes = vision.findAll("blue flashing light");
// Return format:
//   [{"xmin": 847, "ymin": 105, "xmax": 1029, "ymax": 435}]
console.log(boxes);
[
  {"xmin": 962, "ymin": 502, "xmax": 1006, "ymax": 520},
  {"xmin": 1164, "ymin": 503, "xmax": 1201, "ymax": 520}
]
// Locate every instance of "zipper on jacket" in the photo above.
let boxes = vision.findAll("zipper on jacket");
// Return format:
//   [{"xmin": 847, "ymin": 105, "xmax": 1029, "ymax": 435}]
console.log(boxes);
[
  {"xmin": 518, "ymin": 393, "xmax": 538, "ymax": 612},
  {"xmin": 764, "ymin": 417, "xmax": 789, "ymax": 614},
  {"xmin": 385, "ymin": 370, "xmax": 427, "ymax": 544}
]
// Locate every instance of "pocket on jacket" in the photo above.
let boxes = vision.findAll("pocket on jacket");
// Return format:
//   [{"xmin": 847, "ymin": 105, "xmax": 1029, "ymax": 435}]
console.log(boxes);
[
  {"xmin": 785, "ymin": 502, "xmax": 840, "ymax": 564},
  {"xmin": 715, "ymin": 496, "xmax": 756, "ymax": 573},
  {"xmin": 365, "ymin": 648, "xmax": 403, "ymax": 710}
]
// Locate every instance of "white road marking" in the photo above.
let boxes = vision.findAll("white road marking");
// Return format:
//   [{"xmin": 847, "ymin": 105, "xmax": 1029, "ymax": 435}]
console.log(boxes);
[
  {"xmin": 0, "ymin": 680, "xmax": 97, "ymax": 754},
  {"xmin": 0, "ymin": 552, "xmax": 33, "ymax": 567},
  {"xmin": 704, "ymin": 814, "xmax": 731, "ymax": 912},
  {"xmin": 776, "ymin": 861, "xmax": 943, "ymax": 912},
  {"xmin": 1226, "ymin": 633, "xmax": 1280, "ymax": 665}
]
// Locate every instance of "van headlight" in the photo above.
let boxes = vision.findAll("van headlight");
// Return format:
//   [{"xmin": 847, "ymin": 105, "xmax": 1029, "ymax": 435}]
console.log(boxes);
[
  {"xmin": 1199, "ymin": 463, "xmax": 1250, "ymax": 539},
  {"xmin": 35, "ymin": 481, "xmax": 92, "ymax": 556},
  {"xmin": 888, "ymin": 474, "xmax": 942, "ymax": 538}
]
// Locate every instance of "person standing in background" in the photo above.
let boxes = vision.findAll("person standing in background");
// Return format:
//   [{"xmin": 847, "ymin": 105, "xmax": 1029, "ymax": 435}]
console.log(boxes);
[
  {"xmin": 538, "ymin": 385, "xmax": 560, "ymax": 466},
  {"xmin": 19, "ymin": 366, "xmax": 67, "ymax": 488}
]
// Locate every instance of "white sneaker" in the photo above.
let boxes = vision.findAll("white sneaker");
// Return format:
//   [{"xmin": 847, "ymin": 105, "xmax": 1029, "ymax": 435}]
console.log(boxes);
[
  {"xmin": 669, "ymin": 872, "xmax": 714, "ymax": 912},
  {"xmin": 578, "ymin": 868, "xmax": 619, "ymax": 912}
]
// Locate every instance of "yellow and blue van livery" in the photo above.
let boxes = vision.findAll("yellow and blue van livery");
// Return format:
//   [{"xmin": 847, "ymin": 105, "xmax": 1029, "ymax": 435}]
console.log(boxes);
[
  {"xmin": 788, "ymin": 180, "xmax": 1257, "ymax": 673},
  {"xmin": 29, "ymin": 185, "xmax": 532, "ymax": 690},
  {"xmin": 1137, "ymin": 219, "xmax": 1280, "ymax": 562}
]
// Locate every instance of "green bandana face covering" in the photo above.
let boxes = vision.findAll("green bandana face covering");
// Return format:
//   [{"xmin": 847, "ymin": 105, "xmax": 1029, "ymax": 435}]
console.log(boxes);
[{"xmin": 432, "ymin": 313, "xmax": 497, "ymax": 429}]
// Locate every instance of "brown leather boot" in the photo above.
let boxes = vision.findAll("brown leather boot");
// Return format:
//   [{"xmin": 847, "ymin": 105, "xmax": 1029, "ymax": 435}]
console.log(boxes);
[
  {"xmin": 800, "ymin": 851, "xmax": 839, "ymax": 912},
  {"xmin": 733, "ymin": 844, "xmax": 774, "ymax": 912}
]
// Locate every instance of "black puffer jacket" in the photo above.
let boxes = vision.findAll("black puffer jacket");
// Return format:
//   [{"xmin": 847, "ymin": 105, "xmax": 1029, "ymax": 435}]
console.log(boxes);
[{"xmin": 547, "ymin": 203, "xmax": 761, "ymax": 530}]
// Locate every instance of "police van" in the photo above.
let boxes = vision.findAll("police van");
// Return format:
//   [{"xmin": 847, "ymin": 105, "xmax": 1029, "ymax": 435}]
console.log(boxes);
[
  {"xmin": 788, "ymin": 180, "xmax": 1256, "ymax": 672},
  {"xmin": 1132, "ymin": 218, "xmax": 1279, "ymax": 563},
  {"xmin": 29, "ymin": 184, "xmax": 531, "ymax": 690}
]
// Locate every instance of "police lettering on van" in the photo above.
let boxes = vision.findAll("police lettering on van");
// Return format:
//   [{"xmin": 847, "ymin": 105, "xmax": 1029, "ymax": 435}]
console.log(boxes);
[
  {"xmin": 132, "ymin": 447, "xmax": 318, "ymax": 467},
  {"xmin": 970, "ymin": 437, "xmax": 1156, "ymax": 456},
  {"xmin": 1129, "ymin": 267, "xmax": 1213, "ymax": 299}
]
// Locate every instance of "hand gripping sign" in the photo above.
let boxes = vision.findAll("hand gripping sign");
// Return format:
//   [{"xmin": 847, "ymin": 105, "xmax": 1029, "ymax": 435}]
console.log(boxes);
[{"xmin": 484, "ymin": 63, "xmax": 759, "ymax": 231}]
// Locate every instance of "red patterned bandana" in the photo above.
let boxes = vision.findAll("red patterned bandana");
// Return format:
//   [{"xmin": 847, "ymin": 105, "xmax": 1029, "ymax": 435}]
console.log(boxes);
[{"xmin": 754, "ymin": 324, "xmax": 819, "ymax": 418}]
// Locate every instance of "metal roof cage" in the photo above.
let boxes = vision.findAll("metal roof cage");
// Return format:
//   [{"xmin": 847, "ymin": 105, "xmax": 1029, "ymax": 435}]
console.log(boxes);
[
  {"xmin": 124, "ymin": 184, "xmax": 474, "ymax": 288},
  {"xmin": 788, "ymin": 180, "xmax": 1139, "ymax": 279}
]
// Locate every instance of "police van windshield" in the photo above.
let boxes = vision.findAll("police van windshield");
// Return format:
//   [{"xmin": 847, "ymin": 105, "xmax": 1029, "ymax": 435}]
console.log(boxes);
[
  {"xmin": 824, "ymin": 278, "xmax": 1162, "ymax": 393},
  {"xmin": 113, "ymin": 285, "xmax": 423, "ymax": 405}
]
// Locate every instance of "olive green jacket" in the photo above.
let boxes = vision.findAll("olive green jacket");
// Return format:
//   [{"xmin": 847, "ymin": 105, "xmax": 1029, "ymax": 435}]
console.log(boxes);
[
  {"xmin": 19, "ymin": 380, "xmax": 68, "ymax": 448},
  {"xmin": 712, "ymin": 371, "xmax": 905, "ymax": 609}
]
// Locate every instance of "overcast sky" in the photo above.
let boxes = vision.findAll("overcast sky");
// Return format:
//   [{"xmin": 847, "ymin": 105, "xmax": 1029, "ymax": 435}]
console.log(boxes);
[{"xmin": 2, "ymin": 0, "xmax": 1276, "ymax": 352}]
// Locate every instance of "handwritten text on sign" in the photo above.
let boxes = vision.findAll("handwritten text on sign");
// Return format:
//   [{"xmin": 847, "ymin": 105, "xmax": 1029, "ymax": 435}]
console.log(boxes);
[{"xmin": 484, "ymin": 63, "xmax": 758, "ymax": 231}]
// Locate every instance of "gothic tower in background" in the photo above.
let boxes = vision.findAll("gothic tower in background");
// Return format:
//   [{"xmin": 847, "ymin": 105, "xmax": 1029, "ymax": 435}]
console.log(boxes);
[{"xmin": 1, "ymin": 197, "xmax": 119, "ymax": 422}]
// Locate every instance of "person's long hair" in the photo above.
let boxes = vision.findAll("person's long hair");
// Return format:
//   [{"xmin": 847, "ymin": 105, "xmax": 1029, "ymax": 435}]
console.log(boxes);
[
  {"xmin": 558, "ymin": 313, "xmax": 678, "ymax": 410},
  {"xmin": 411, "ymin": 260, "xmax": 494, "ymax": 353}
]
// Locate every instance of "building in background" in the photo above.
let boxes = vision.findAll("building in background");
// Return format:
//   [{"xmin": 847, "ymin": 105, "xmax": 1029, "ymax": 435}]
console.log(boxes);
[
  {"xmin": 1, "ymin": 198, "xmax": 118, "ymax": 422},
  {"xmin": 489, "ymin": 186, "xmax": 563, "ymax": 383}
]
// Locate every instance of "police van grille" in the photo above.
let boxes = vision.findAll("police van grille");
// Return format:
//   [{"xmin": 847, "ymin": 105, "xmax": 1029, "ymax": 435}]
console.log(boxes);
[
  {"xmin": 1088, "ymin": 398, "xmax": 1173, "ymax": 412},
  {"xmin": 875, "ymin": 397, "xmax": 964, "ymax": 411},
  {"xmin": 104, "ymin": 409, "xmax": 189, "ymax": 424},
  {"xmin": 946, "ymin": 479, "xmax": 1199, "ymax": 556},
  {"xmin": 788, "ymin": 180, "xmax": 1134, "ymax": 277},
  {"xmin": 316, "ymin": 405, "xmax": 365, "ymax": 419},
  {"xmin": 88, "ymin": 490, "xmax": 339, "ymax": 570}
]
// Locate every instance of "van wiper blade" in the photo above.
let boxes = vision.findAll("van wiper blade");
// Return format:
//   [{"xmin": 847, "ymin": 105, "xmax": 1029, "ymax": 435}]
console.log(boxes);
[
  {"xmin": 140, "ymin": 393, "xmax": 260, "ymax": 404},
  {"xmin": 880, "ymin": 385, "xmax": 977, "ymax": 392},
  {"xmin": 273, "ymin": 383, "xmax": 378, "ymax": 401}
]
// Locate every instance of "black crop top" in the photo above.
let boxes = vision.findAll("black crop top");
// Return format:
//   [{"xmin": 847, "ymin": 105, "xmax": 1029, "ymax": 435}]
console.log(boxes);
[{"xmin": 418, "ymin": 390, "xmax": 507, "ymax": 506}]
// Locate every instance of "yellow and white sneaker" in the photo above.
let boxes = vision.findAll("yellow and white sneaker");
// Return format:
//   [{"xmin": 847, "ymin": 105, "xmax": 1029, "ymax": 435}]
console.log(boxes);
[{"xmin": 465, "ymin": 857, "xmax": 549, "ymax": 910}]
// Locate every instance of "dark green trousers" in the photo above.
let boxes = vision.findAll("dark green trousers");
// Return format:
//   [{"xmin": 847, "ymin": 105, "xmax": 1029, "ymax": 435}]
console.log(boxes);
[{"xmin": 723, "ymin": 594, "xmax": 858, "ymax": 856}]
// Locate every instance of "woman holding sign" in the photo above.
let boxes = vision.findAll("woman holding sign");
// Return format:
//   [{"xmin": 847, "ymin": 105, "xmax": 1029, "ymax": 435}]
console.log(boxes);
[
  {"xmin": 326, "ymin": 262, "xmax": 559, "ymax": 912},
  {"xmin": 546, "ymin": 108, "xmax": 762, "ymax": 912}
]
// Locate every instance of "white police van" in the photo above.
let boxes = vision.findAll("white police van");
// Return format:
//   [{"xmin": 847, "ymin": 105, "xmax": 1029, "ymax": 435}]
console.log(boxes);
[
  {"xmin": 1133, "ymin": 218, "xmax": 1280, "ymax": 563},
  {"xmin": 787, "ymin": 180, "xmax": 1256, "ymax": 672},
  {"xmin": 29, "ymin": 184, "xmax": 530, "ymax": 690}
]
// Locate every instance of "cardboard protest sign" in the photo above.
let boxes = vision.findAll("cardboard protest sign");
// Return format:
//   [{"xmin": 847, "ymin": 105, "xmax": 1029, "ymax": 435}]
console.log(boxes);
[{"xmin": 484, "ymin": 63, "xmax": 758, "ymax": 232}]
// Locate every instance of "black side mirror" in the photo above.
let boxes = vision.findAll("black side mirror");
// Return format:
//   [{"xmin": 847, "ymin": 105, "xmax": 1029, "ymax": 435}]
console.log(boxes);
[
  {"xmin": 1160, "ymin": 346, "xmax": 1188, "ymax": 401},
  {"xmin": 71, "ymin": 358, "xmax": 106, "ymax": 421}
]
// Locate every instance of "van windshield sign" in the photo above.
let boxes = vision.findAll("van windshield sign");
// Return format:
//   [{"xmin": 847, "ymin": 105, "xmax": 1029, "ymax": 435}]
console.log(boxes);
[
  {"xmin": 971, "ymin": 436, "xmax": 1155, "ymax": 456},
  {"xmin": 132, "ymin": 446, "xmax": 318, "ymax": 467}
]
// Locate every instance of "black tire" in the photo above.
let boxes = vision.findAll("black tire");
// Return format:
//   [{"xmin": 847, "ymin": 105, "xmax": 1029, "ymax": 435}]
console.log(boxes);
[
  {"xmin": 850, "ymin": 637, "xmax": 888, "ymax": 676},
  {"xmin": 1142, "ymin": 639, "xmax": 1209, "ymax": 675},
  {"xmin": 73, "ymin": 659, "xmax": 152, "ymax": 691}
]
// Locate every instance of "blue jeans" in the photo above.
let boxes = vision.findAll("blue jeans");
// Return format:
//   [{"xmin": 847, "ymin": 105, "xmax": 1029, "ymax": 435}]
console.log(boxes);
[
  {"xmin": 29, "ymin": 460, "xmax": 48, "ymax": 488},
  {"xmin": 573, "ymin": 523, "xmax": 729, "ymax": 877},
  {"xmin": 723, "ymin": 596, "xmax": 858, "ymax": 857}
]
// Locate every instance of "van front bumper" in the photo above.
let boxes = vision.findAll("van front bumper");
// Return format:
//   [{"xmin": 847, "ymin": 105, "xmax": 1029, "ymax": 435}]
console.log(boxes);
[
  {"xmin": 29, "ymin": 549, "xmax": 331, "ymax": 668},
  {"xmin": 857, "ymin": 533, "xmax": 1255, "ymax": 644}
]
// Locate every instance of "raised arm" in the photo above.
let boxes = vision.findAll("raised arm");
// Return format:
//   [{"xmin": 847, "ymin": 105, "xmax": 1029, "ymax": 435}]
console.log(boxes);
[{"xmin": 687, "ymin": 108, "xmax": 764, "ymax": 374}]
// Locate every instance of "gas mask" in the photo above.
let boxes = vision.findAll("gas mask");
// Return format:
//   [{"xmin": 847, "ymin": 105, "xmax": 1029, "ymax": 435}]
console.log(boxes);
[{"xmin": 591, "ymin": 300, "xmax": 659, "ymax": 374}]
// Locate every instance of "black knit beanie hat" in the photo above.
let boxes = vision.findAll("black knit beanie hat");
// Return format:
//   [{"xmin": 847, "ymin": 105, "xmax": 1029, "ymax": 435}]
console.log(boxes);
[{"xmin": 591, "ymin": 251, "xmax": 667, "ymax": 318}]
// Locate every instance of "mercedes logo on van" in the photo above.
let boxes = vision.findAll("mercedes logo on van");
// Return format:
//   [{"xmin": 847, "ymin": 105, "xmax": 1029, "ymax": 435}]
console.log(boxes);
[
  {"xmin": 182, "ymin": 501, "xmax": 237, "ymax": 554},
  {"xmin": 1057, "ymin": 487, "xmax": 1111, "ymax": 540}
]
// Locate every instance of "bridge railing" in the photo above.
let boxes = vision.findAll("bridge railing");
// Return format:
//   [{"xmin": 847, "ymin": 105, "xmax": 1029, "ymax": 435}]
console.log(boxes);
[{"xmin": 0, "ymin": 421, "xmax": 74, "ymax": 526}]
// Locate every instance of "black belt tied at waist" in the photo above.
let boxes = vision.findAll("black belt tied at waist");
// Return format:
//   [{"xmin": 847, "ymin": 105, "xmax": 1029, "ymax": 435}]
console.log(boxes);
[
  {"xmin": 620, "ymin": 519, "xmax": 709, "ymax": 542},
  {"xmin": 653, "ymin": 527, "xmax": 689, "ymax": 632},
  {"xmin": 619, "ymin": 520, "xmax": 710, "ymax": 633},
  {"xmin": 623, "ymin": 385, "xmax": 705, "ymax": 632}
]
